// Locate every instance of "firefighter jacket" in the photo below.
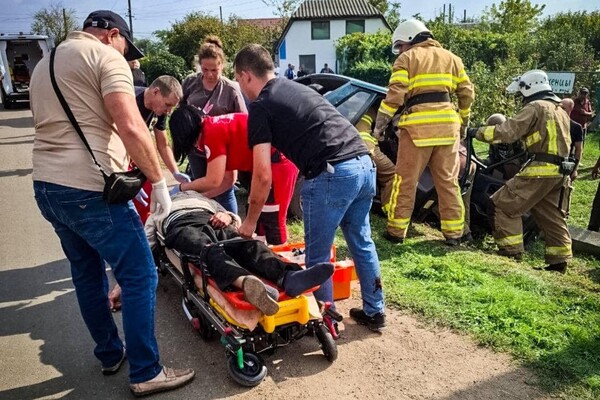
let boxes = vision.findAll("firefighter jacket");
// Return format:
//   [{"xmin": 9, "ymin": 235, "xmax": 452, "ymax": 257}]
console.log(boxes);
[
  {"xmin": 356, "ymin": 109, "xmax": 378, "ymax": 153},
  {"xmin": 375, "ymin": 39, "xmax": 474, "ymax": 147},
  {"xmin": 474, "ymin": 99, "xmax": 571, "ymax": 178}
]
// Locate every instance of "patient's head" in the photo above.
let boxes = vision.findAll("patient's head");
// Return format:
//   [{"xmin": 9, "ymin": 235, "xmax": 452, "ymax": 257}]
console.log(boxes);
[{"xmin": 169, "ymin": 104, "xmax": 204, "ymax": 163}]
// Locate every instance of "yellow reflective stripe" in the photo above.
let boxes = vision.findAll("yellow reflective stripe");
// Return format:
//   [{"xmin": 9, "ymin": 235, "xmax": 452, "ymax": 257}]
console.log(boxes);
[
  {"xmin": 518, "ymin": 164, "xmax": 561, "ymax": 177},
  {"xmin": 407, "ymin": 73, "xmax": 461, "ymax": 90},
  {"xmin": 361, "ymin": 114, "xmax": 373, "ymax": 125},
  {"xmin": 390, "ymin": 70, "xmax": 409, "ymax": 84},
  {"xmin": 359, "ymin": 132, "xmax": 377, "ymax": 144},
  {"xmin": 496, "ymin": 234, "xmax": 523, "ymax": 247},
  {"xmin": 388, "ymin": 217, "xmax": 411, "ymax": 229},
  {"xmin": 456, "ymin": 69, "xmax": 469, "ymax": 83},
  {"xmin": 546, "ymin": 246, "xmax": 572, "ymax": 256},
  {"xmin": 399, "ymin": 109, "xmax": 461, "ymax": 126},
  {"xmin": 388, "ymin": 174, "xmax": 402, "ymax": 219},
  {"xmin": 547, "ymin": 120, "xmax": 557, "ymax": 155},
  {"xmin": 525, "ymin": 131, "xmax": 541, "ymax": 147},
  {"xmin": 379, "ymin": 101, "xmax": 397, "ymax": 117},
  {"xmin": 483, "ymin": 126, "xmax": 495, "ymax": 142},
  {"xmin": 412, "ymin": 137, "xmax": 456, "ymax": 147},
  {"xmin": 441, "ymin": 219, "xmax": 464, "ymax": 231},
  {"xmin": 458, "ymin": 108, "xmax": 470, "ymax": 118}
]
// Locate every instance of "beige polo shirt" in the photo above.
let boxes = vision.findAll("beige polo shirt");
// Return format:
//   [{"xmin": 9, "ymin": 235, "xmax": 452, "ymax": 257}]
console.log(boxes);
[{"xmin": 31, "ymin": 31, "xmax": 134, "ymax": 192}]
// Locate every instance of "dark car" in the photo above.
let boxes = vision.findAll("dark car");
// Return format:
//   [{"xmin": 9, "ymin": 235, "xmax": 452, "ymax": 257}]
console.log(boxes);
[{"xmin": 292, "ymin": 74, "xmax": 538, "ymax": 243}]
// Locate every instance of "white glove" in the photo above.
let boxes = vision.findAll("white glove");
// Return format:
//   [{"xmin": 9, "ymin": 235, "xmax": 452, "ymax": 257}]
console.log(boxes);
[
  {"xmin": 150, "ymin": 178, "xmax": 171, "ymax": 220},
  {"xmin": 134, "ymin": 188, "xmax": 149, "ymax": 207},
  {"xmin": 173, "ymin": 171, "xmax": 191, "ymax": 183}
]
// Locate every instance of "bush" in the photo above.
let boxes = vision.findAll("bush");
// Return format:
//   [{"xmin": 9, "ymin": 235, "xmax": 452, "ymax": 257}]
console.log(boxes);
[
  {"xmin": 140, "ymin": 51, "xmax": 190, "ymax": 84},
  {"xmin": 345, "ymin": 60, "xmax": 392, "ymax": 87}
]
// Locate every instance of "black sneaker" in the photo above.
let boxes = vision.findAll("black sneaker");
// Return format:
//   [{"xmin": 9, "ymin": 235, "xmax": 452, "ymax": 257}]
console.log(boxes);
[
  {"xmin": 349, "ymin": 308, "xmax": 386, "ymax": 332},
  {"xmin": 383, "ymin": 232, "xmax": 404, "ymax": 244}
]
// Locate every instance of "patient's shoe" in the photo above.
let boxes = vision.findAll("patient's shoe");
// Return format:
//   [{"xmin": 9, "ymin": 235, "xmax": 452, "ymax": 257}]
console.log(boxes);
[
  {"xmin": 130, "ymin": 366, "xmax": 195, "ymax": 397},
  {"xmin": 283, "ymin": 262, "xmax": 334, "ymax": 297},
  {"xmin": 265, "ymin": 285, "xmax": 280, "ymax": 301},
  {"xmin": 242, "ymin": 276, "xmax": 280, "ymax": 316}
]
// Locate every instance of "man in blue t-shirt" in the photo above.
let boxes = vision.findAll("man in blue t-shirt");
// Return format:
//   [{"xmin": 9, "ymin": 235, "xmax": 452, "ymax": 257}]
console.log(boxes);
[
  {"xmin": 135, "ymin": 76, "xmax": 190, "ymax": 185},
  {"xmin": 233, "ymin": 44, "xmax": 386, "ymax": 332}
]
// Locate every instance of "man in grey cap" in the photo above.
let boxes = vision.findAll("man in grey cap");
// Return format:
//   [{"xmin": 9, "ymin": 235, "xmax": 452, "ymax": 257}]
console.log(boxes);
[{"xmin": 30, "ymin": 10, "xmax": 194, "ymax": 396}]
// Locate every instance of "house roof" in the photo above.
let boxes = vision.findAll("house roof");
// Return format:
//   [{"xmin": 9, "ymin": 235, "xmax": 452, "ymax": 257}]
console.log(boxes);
[
  {"xmin": 239, "ymin": 18, "xmax": 283, "ymax": 29},
  {"xmin": 292, "ymin": 0, "xmax": 382, "ymax": 20}
]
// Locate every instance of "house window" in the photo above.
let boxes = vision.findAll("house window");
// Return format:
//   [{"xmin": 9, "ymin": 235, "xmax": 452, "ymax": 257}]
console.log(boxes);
[
  {"xmin": 311, "ymin": 21, "xmax": 330, "ymax": 40},
  {"xmin": 346, "ymin": 20, "xmax": 365, "ymax": 34}
]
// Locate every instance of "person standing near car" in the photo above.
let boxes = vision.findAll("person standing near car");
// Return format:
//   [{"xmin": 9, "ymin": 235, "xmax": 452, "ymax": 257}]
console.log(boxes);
[
  {"xmin": 373, "ymin": 19, "xmax": 474, "ymax": 245},
  {"xmin": 30, "ymin": 10, "xmax": 194, "ymax": 395},
  {"xmin": 468, "ymin": 69, "xmax": 573, "ymax": 273},
  {"xmin": 180, "ymin": 35, "xmax": 247, "ymax": 213},
  {"xmin": 233, "ymin": 44, "xmax": 386, "ymax": 332}
]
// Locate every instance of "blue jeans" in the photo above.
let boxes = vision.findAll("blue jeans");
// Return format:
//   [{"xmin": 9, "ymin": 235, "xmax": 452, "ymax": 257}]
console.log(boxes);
[
  {"xmin": 213, "ymin": 186, "xmax": 238, "ymax": 214},
  {"xmin": 33, "ymin": 181, "xmax": 162, "ymax": 384},
  {"xmin": 301, "ymin": 154, "xmax": 385, "ymax": 316}
]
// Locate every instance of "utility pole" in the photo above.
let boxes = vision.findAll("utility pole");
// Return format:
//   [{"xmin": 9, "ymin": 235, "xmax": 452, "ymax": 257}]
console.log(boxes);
[
  {"xmin": 127, "ymin": 0, "xmax": 133, "ymax": 39},
  {"xmin": 62, "ymin": 8, "xmax": 67, "ymax": 41}
]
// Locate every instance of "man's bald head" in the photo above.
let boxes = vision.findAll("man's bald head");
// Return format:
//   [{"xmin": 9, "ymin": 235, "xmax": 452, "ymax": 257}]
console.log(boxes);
[{"xmin": 560, "ymin": 98, "xmax": 574, "ymax": 115}]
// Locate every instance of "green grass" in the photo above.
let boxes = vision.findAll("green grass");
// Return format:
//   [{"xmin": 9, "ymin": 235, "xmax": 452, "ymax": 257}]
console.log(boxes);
[{"xmin": 285, "ymin": 132, "xmax": 600, "ymax": 399}]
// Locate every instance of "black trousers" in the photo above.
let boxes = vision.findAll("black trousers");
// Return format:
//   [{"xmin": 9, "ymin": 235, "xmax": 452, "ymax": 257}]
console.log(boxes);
[
  {"xmin": 164, "ymin": 211, "xmax": 301, "ymax": 290},
  {"xmin": 589, "ymin": 182, "xmax": 600, "ymax": 231}
]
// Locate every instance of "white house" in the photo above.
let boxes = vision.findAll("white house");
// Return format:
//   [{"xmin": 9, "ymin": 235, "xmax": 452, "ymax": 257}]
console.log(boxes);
[{"xmin": 276, "ymin": 0, "xmax": 390, "ymax": 75}]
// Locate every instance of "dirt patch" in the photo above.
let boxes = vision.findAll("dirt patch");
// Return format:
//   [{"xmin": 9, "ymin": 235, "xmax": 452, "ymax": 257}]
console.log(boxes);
[{"xmin": 223, "ymin": 287, "xmax": 549, "ymax": 400}]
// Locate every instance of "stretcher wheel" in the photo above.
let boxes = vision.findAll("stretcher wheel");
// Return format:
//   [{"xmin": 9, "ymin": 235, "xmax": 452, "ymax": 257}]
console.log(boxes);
[
  {"xmin": 316, "ymin": 324, "xmax": 338, "ymax": 362},
  {"xmin": 227, "ymin": 352, "xmax": 267, "ymax": 387}
]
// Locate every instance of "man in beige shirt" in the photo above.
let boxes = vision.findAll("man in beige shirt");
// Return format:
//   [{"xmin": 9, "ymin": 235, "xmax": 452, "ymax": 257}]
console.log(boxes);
[{"xmin": 30, "ymin": 10, "xmax": 194, "ymax": 396}]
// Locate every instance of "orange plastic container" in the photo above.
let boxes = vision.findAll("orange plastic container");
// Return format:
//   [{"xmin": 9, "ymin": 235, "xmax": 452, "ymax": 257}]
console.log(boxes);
[{"xmin": 332, "ymin": 260, "xmax": 354, "ymax": 300}]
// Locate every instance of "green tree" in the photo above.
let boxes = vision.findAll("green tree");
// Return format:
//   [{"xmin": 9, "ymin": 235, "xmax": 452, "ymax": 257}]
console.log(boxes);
[
  {"xmin": 31, "ymin": 1, "xmax": 77, "ymax": 45},
  {"xmin": 261, "ymin": 0, "xmax": 301, "ymax": 19},
  {"xmin": 139, "ymin": 51, "xmax": 189, "ymax": 84},
  {"xmin": 134, "ymin": 38, "xmax": 168, "ymax": 55},
  {"xmin": 160, "ymin": 12, "xmax": 281, "ymax": 71},
  {"xmin": 482, "ymin": 0, "xmax": 545, "ymax": 34}
]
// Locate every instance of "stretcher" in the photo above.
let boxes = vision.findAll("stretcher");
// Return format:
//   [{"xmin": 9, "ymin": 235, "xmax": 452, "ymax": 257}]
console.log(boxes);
[{"xmin": 154, "ymin": 234, "xmax": 343, "ymax": 387}]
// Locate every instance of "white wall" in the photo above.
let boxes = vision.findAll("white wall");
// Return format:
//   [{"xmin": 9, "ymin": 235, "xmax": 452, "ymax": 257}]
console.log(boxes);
[{"xmin": 279, "ymin": 17, "xmax": 388, "ymax": 74}]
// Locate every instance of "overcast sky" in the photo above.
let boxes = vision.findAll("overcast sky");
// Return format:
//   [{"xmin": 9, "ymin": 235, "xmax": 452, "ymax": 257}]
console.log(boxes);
[{"xmin": 0, "ymin": 0, "xmax": 597, "ymax": 39}]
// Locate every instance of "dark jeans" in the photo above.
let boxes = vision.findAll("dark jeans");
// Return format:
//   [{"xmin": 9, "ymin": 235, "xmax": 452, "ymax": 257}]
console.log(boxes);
[
  {"xmin": 589, "ymin": 182, "xmax": 600, "ymax": 231},
  {"xmin": 163, "ymin": 211, "xmax": 301, "ymax": 290}
]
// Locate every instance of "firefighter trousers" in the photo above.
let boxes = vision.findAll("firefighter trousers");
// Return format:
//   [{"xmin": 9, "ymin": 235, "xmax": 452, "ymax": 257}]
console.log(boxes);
[
  {"xmin": 490, "ymin": 175, "xmax": 572, "ymax": 264},
  {"xmin": 386, "ymin": 131, "xmax": 464, "ymax": 239}
]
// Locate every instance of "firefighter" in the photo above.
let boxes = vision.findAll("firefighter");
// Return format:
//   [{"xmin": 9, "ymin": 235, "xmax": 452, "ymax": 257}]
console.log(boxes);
[
  {"xmin": 374, "ymin": 19, "xmax": 475, "ymax": 245},
  {"xmin": 356, "ymin": 106, "xmax": 396, "ymax": 212},
  {"xmin": 468, "ymin": 69, "xmax": 573, "ymax": 273}
]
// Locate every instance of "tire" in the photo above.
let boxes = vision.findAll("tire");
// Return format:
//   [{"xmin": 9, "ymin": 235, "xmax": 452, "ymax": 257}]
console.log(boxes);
[
  {"xmin": 287, "ymin": 174, "xmax": 304, "ymax": 220},
  {"xmin": 1, "ymin": 89, "xmax": 10, "ymax": 110},
  {"xmin": 315, "ymin": 324, "xmax": 338, "ymax": 362},
  {"xmin": 227, "ymin": 352, "xmax": 267, "ymax": 387}
]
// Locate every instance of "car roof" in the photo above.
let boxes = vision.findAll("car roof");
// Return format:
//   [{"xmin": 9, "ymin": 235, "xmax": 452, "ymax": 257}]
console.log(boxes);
[{"xmin": 295, "ymin": 73, "xmax": 387, "ymax": 95}]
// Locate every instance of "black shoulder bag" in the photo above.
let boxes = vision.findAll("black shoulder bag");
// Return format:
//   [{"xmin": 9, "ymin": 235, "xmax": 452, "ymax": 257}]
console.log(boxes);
[{"xmin": 49, "ymin": 48, "xmax": 146, "ymax": 204}]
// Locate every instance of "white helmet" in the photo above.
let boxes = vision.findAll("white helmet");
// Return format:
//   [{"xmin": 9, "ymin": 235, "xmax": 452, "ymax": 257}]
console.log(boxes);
[
  {"xmin": 392, "ymin": 19, "xmax": 431, "ymax": 54},
  {"xmin": 506, "ymin": 69, "xmax": 553, "ymax": 97}
]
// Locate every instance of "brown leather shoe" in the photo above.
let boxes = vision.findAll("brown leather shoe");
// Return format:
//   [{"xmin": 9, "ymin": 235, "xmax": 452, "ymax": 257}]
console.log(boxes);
[{"xmin": 130, "ymin": 366, "xmax": 195, "ymax": 397}]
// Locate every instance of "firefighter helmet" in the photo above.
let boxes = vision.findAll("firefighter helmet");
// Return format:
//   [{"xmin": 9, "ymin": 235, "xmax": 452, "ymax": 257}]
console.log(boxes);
[
  {"xmin": 392, "ymin": 19, "xmax": 431, "ymax": 54},
  {"xmin": 506, "ymin": 69, "xmax": 553, "ymax": 97}
]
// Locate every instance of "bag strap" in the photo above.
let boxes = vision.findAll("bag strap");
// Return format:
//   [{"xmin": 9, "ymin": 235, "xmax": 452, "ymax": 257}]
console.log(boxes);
[{"xmin": 49, "ymin": 47, "xmax": 108, "ymax": 178}]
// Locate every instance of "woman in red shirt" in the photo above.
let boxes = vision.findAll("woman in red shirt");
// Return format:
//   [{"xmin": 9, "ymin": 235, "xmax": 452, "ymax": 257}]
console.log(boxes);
[{"xmin": 170, "ymin": 104, "xmax": 298, "ymax": 245}]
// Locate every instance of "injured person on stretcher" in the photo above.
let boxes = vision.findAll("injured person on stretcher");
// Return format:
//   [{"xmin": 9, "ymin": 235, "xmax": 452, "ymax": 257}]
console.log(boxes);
[{"xmin": 109, "ymin": 191, "xmax": 334, "ymax": 316}]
